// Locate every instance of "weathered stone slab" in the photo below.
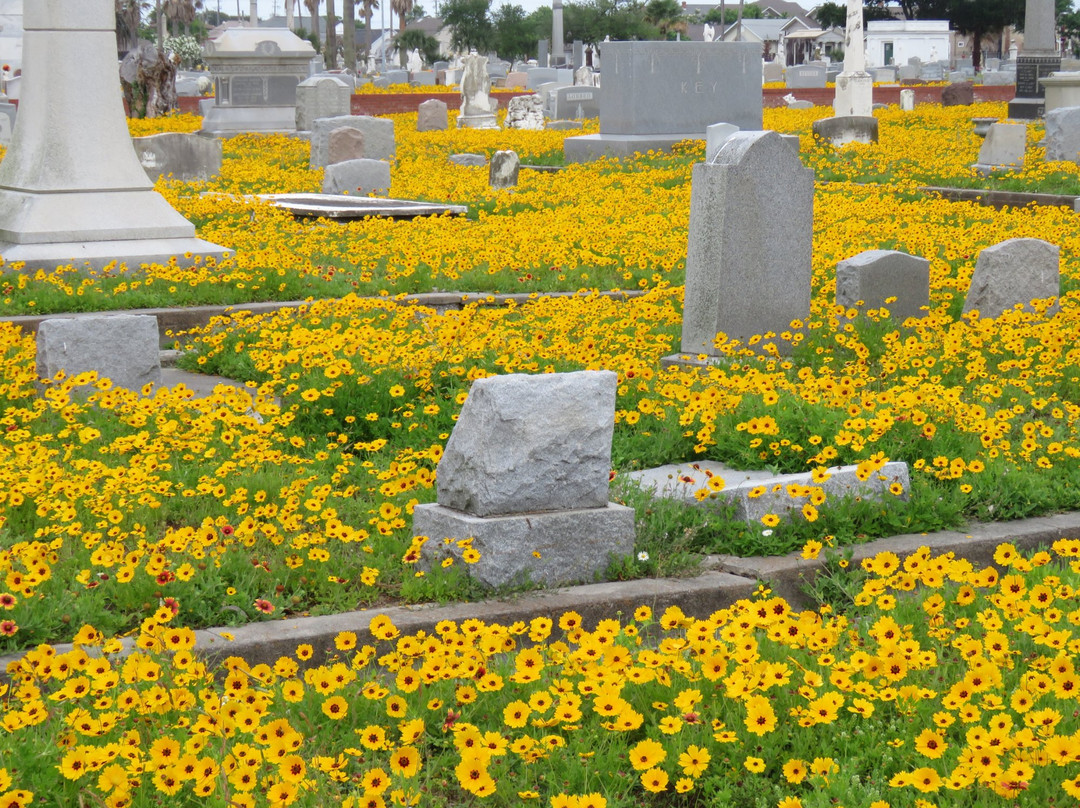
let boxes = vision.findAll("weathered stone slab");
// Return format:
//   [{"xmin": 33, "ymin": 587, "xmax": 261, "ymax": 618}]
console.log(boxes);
[
  {"xmin": 963, "ymin": 238, "xmax": 1060, "ymax": 319},
  {"xmin": 835, "ymin": 250, "xmax": 930, "ymax": 322},
  {"xmin": 812, "ymin": 115, "xmax": 878, "ymax": 146},
  {"xmin": 458, "ymin": 53, "xmax": 499, "ymax": 129},
  {"xmin": 785, "ymin": 64, "xmax": 827, "ymax": 88},
  {"xmin": 505, "ymin": 95, "xmax": 545, "ymax": 129},
  {"xmin": 310, "ymin": 115, "xmax": 394, "ymax": 168},
  {"xmin": 260, "ymin": 193, "xmax": 466, "ymax": 219},
  {"xmin": 489, "ymin": 150, "xmax": 520, "ymax": 189},
  {"xmin": 436, "ymin": 370, "xmax": 617, "ymax": 517},
  {"xmin": 899, "ymin": 88, "xmax": 915, "ymax": 110},
  {"xmin": 321, "ymin": 158, "xmax": 391, "ymax": 195},
  {"xmin": 37, "ymin": 314, "xmax": 161, "ymax": 392},
  {"xmin": 449, "ymin": 153, "xmax": 487, "ymax": 166},
  {"xmin": 413, "ymin": 503, "xmax": 636, "ymax": 588},
  {"xmin": 680, "ymin": 130, "xmax": 814, "ymax": 357},
  {"xmin": 1044, "ymin": 106, "xmax": 1080, "ymax": 163},
  {"xmin": 626, "ymin": 460, "xmax": 910, "ymax": 524},
  {"xmin": 417, "ymin": 98, "xmax": 448, "ymax": 131},
  {"xmin": 133, "ymin": 132, "xmax": 223, "ymax": 182},
  {"xmin": 327, "ymin": 126, "xmax": 365, "ymax": 165},
  {"xmin": 974, "ymin": 122, "xmax": 1026, "ymax": 172}
]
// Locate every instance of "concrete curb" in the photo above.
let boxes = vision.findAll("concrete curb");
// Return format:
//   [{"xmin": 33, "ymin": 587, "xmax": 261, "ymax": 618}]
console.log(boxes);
[
  {"xmin": 4, "ymin": 512, "xmax": 1080, "ymax": 676},
  {"xmin": 0, "ymin": 290, "xmax": 647, "ymax": 344}
]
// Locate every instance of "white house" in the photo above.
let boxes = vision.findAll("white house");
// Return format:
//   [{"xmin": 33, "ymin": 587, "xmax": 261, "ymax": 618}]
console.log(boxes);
[{"xmin": 865, "ymin": 19, "xmax": 951, "ymax": 67}]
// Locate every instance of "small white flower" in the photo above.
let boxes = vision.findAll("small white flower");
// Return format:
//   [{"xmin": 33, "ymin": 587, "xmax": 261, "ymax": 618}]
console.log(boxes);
[
  {"xmin": 637, "ymin": 551, "xmax": 650, "ymax": 562},
  {"xmin": 762, "ymin": 529, "xmax": 773, "ymax": 537}
]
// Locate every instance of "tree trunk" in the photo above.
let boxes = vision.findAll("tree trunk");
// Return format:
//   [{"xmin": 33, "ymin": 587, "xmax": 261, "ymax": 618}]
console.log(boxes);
[
  {"xmin": 736, "ymin": 0, "xmax": 743, "ymax": 41},
  {"xmin": 342, "ymin": 0, "xmax": 357, "ymax": 71},
  {"xmin": 398, "ymin": 12, "xmax": 407, "ymax": 67},
  {"xmin": 326, "ymin": 0, "xmax": 338, "ymax": 68},
  {"xmin": 720, "ymin": 0, "xmax": 725, "ymax": 34},
  {"xmin": 971, "ymin": 26, "xmax": 983, "ymax": 73},
  {"xmin": 157, "ymin": 0, "xmax": 167, "ymax": 44},
  {"xmin": 287, "ymin": 0, "xmax": 295, "ymax": 29}
]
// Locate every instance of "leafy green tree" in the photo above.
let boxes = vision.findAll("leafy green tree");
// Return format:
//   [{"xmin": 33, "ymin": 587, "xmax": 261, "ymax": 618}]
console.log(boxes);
[
  {"xmin": 564, "ymin": 0, "xmax": 651, "ymax": 47},
  {"xmin": 815, "ymin": 1, "xmax": 847, "ymax": 28},
  {"xmin": 441, "ymin": 0, "xmax": 495, "ymax": 52},
  {"xmin": 492, "ymin": 3, "xmax": 536, "ymax": 60},
  {"xmin": 703, "ymin": 2, "xmax": 761, "ymax": 24}
]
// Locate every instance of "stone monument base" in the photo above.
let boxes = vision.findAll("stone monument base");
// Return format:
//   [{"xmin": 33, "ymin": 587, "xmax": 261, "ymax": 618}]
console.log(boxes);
[
  {"xmin": 456, "ymin": 113, "xmax": 499, "ymax": 130},
  {"xmin": 0, "ymin": 238, "xmax": 232, "ymax": 272},
  {"xmin": 200, "ymin": 105, "xmax": 298, "ymax": 136},
  {"xmin": 1007, "ymin": 97, "xmax": 1046, "ymax": 120},
  {"xmin": 564, "ymin": 133, "xmax": 699, "ymax": 163},
  {"xmin": 413, "ymin": 502, "xmax": 636, "ymax": 589}
]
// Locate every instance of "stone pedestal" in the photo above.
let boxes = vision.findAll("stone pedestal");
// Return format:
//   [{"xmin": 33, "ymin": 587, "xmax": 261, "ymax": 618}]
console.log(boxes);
[
  {"xmin": 1039, "ymin": 72, "xmax": 1080, "ymax": 114},
  {"xmin": 0, "ymin": 0, "xmax": 229, "ymax": 272}
]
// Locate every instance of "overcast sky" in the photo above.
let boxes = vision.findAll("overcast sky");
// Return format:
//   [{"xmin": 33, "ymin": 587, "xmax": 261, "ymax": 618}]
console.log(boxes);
[{"xmin": 241, "ymin": 0, "xmax": 813, "ymax": 22}]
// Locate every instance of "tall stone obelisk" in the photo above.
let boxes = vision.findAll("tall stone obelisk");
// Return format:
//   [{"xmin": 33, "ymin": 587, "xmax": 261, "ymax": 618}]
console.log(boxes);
[
  {"xmin": 552, "ymin": 0, "xmax": 565, "ymax": 67},
  {"xmin": 833, "ymin": 0, "xmax": 872, "ymax": 117},
  {"xmin": 1009, "ymin": 0, "xmax": 1060, "ymax": 119},
  {"xmin": 0, "ymin": 0, "xmax": 229, "ymax": 271}
]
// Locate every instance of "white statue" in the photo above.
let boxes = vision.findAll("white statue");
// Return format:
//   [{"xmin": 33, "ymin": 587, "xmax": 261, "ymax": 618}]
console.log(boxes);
[
  {"xmin": 407, "ymin": 48, "xmax": 423, "ymax": 73},
  {"xmin": 703, "ymin": 23, "xmax": 715, "ymax": 42}
]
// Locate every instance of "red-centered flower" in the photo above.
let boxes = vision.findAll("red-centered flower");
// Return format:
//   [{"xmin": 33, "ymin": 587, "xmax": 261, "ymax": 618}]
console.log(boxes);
[
  {"xmin": 0, "ymin": 619, "xmax": 18, "ymax": 636},
  {"xmin": 254, "ymin": 599, "xmax": 275, "ymax": 614}
]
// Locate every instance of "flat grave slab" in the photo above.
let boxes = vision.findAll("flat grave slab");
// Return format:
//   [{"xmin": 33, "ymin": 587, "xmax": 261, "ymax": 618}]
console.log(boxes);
[{"xmin": 259, "ymin": 193, "xmax": 468, "ymax": 220}]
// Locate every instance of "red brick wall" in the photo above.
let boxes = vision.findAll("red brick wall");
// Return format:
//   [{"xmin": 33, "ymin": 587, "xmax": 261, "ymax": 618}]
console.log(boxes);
[{"xmin": 176, "ymin": 83, "xmax": 1016, "ymax": 118}]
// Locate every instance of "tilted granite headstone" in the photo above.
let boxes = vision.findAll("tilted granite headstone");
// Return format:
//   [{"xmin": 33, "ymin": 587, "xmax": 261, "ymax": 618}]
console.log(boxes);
[
  {"xmin": 37, "ymin": 314, "xmax": 161, "ymax": 392},
  {"xmin": 679, "ymin": 130, "xmax": 814, "ymax": 357},
  {"xmin": 963, "ymin": 238, "xmax": 1060, "ymax": 319},
  {"xmin": 412, "ymin": 371, "xmax": 635, "ymax": 588},
  {"xmin": 835, "ymin": 250, "xmax": 930, "ymax": 322},
  {"xmin": 310, "ymin": 115, "xmax": 394, "ymax": 168},
  {"xmin": 1044, "ymin": 106, "xmax": 1080, "ymax": 163},
  {"xmin": 974, "ymin": 123, "xmax": 1027, "ymax": 173}
]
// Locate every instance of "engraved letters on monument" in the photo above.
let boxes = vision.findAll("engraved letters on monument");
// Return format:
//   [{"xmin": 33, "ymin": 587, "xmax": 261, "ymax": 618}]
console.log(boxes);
[{"xmin": 1016, "ymin": 56, "xmax": 1060, "ymax": 98}]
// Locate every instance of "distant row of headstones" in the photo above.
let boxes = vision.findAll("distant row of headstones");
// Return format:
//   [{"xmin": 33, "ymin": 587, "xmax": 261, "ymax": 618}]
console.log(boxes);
[{"xmin": 678, "ymin": 129, "xmax": 1063, "ymax": 360}]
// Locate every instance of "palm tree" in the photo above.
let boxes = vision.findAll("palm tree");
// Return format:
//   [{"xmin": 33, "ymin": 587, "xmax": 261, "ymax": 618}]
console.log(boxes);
[
  {"xmin": 325, "ymin": 0, "xmax": 338, "ymax": 68},
  {"xmin": 305, "ymin": 0, "xmax": 322, "ymax": 47},
  {"xmin": 390, "ymin": 0, "xmax": 413, "ymax": 65},
  {"xmin": 361, "ymin": 0, "xmax": 379, "ymax": 64},
  {"xmin": 342, "ymin": 0, "xmax": 357, "ymax": 71},
  {"xmin": 115, "ymin": 0, "xmax": 148, "ymax": 54},
  {"xmin": 163, "ymin": 0, "xmax": 202, "ymax": 36}
]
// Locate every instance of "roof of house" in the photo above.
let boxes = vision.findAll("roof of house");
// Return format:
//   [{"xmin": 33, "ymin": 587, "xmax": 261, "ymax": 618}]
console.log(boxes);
[{"xmin": 721, "ymin": 18, "xmax": 791, "ymax": 42}]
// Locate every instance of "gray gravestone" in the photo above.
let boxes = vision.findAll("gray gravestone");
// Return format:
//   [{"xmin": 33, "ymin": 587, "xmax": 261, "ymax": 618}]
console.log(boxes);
[
  {"xmin": 835, "ymin": 250, "xmax": 930, "ymax": 322},
  {"xmin": 133, "ymin": 132, "xmax": 224, "ymax": 182},
  {"xmin": 321, "ymin": 158, "xmax": 391, "ymax": 195},
  {"xmin": 489, "ymin": 150, "xmax": 520, "ymax": 189},
  {"xmin": 310, "ymin": 115, "xmax": 394, "ymax": 168},
  {"xmin": 981, "ymin": 70, "xmax": 1015, "ymax": 86},
  {"xmin": 1044, "ymin": 106, "xmax": 1080, "ymax": 163},
  {"xmin": 527, "ymin": 66, "xmax": 557, "ymax": 89},
  {"xmin": 785, "ymin": 64, "xmax": 827, "ymax": 88},
  {"xmin": 963, "ymin": 238, "xmax": 1060, "ymax": 319},
  {"xmin": 974, "ymin": 122, "xmax": 1027, "ymax": 172},
  {"xmin": 458, "ymin": 53, "xmax": 499, "ymax": 129},
  {"xmin": 565, "ymin": 41, "xmax": 762, "ymax": 161},
  {"xmin": 295, "ymin": 75, "xmax": 352, "ymax": 131},
  {"xmin": 505, "ymin": 71, "xmax": 528, "ymax": 89},
  {"xmin": 328, "ymin": 126, "xmax": 366, "ymax": 164},
  {"xmin": 412, "ymin": 370, "xmax": 635, "ymax": 588},
  {"xmin": 812, "ymin": 115, "xmax": 878, "ymax": 146},
  {"xmin": 898, "ymin": 64, "xmax": 920, "ymax": 80},
  {"xmin": 552, "ymin": 85, "xmax": 600, "ymax": 119},
  {"xmin": 763, "ymin": 61, "xmax": 783, "ymax": 82},
  {"xmin": 417, "ymin": 98, "xmax": 449, "ymax": 131},
  {"xmin": 37, "ymin": 314, "xmax": 161, "ymax": 392},
  {"xmin": 384, "ymin": 69, "xmax": 409, "ymax": 85},
  {"xmin": 680, "ymin": 131, "xmax": 814, "ymax": 357},
  {"xmin": 705, "ymin": 122, "xmax": 739, "ymax": 161}
]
